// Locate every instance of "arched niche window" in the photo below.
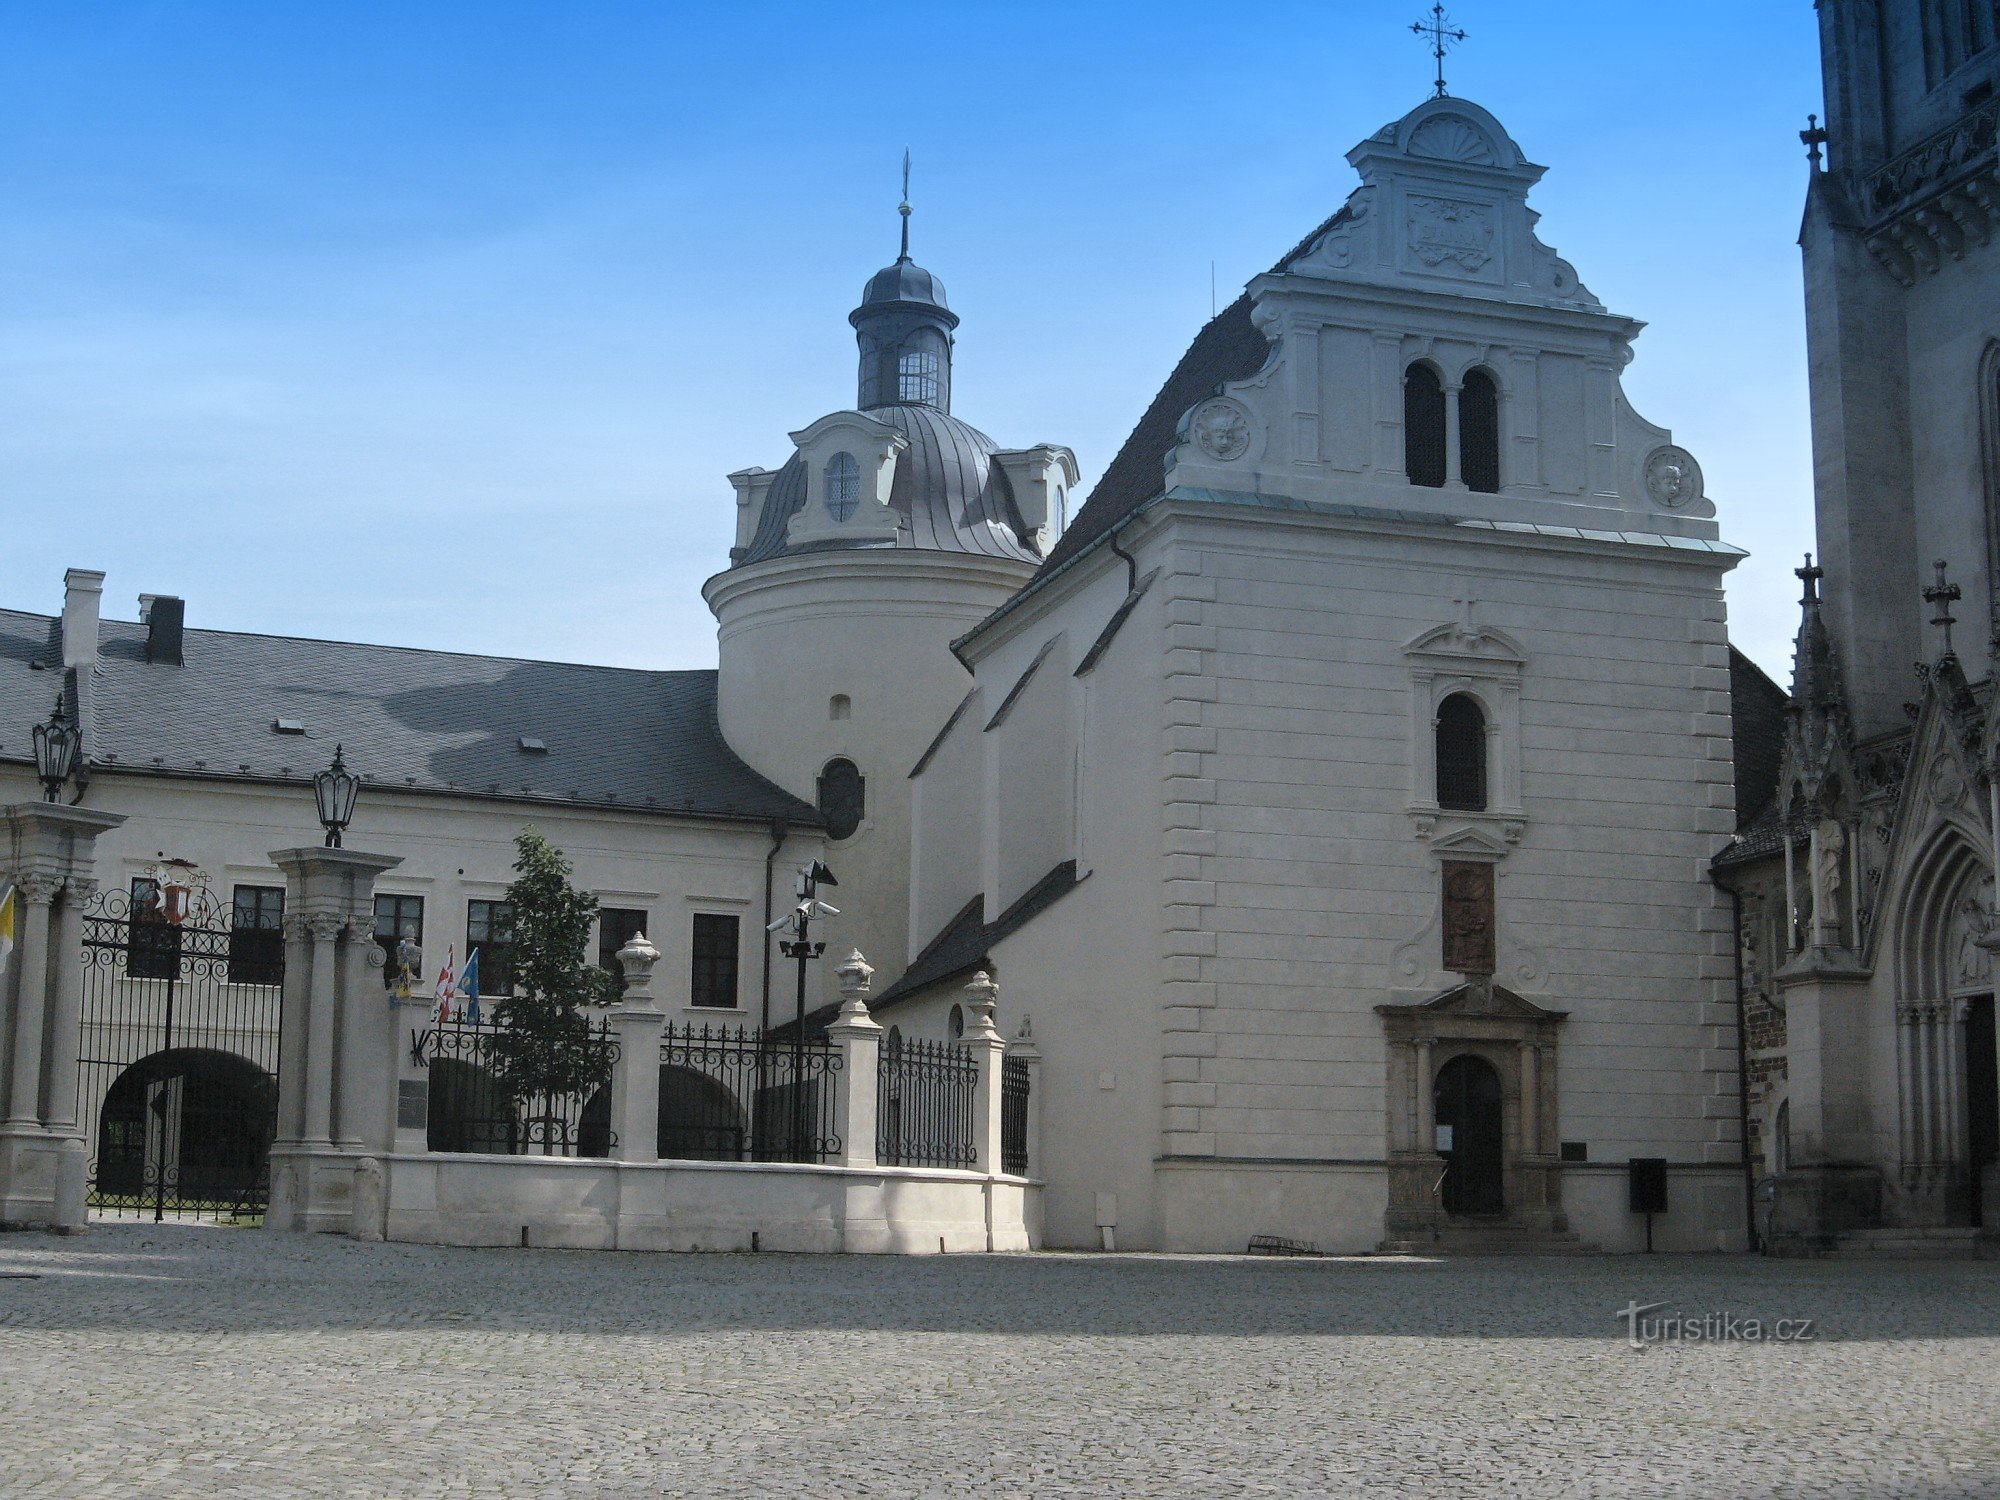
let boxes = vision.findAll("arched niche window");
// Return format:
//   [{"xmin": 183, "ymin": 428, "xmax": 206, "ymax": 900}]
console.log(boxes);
[
  {"xmin": 823, "ymin": 452, "xmax": 860, "ymax": 522},
  {"xmin": 1404, "ymin": 363, "xmax": 1447, "ymax": 489},
  {"xmin": 817, "ymin": 758, "xmax": 865, "ymax": 840},
  {"xmin": 1435, "ymin": 693, "xmax": 1488, "ymax": 811},
  {"xmin": 828, "ymin": 694, "xmax": 851, "ymax": 721},
  {"xmin": 897, "ymin": 349, "xmax": 939, "ymax": 405},
  {"xmin": 948, "ymin": 1004, "xmax": 964, "ymax": 1040},
  {"xmin": 1459, "ymin": 368, "xmax": 1500, "ymax": 494}
]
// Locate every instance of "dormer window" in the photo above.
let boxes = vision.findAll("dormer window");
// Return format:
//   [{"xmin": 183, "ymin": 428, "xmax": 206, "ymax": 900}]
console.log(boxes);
[
  {"xmin": 897, "ymin": 349, "xmax": 939, "ymax": 405},
  {"xmin": 824, "ymin": 452, "xmax": 860, "ymax": 522}
]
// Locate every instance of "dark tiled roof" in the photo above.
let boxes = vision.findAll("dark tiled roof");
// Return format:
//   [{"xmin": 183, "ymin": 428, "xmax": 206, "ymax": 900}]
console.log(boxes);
[
  {"xmin": 775, "ymin": 860, "xmax": 1085, "ymax": 1036},
  {"xmin": 0, "ymin": 608, "xmax": 818, "ymax": 826},
  {"xmin": 1729, "ymin": 646, "xmax": 1789, "ymax": 830},
  {"xmin": 737, "ymin": 404, "xmax": 1040, "ymax": 568},
  {"xmin": 871, "ymin": 859, "xmax": 1083, "ymax": 1013},
  {"xmin": 1033, "ymin": 203, "xmax": 1352, "ymax": 580}
]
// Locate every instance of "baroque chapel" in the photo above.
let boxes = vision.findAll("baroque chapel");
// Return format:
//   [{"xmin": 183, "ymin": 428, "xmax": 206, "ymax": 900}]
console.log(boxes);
[{"xmin": 6, "ymin": 9, "xmax": 1983, "ymax": 1256}]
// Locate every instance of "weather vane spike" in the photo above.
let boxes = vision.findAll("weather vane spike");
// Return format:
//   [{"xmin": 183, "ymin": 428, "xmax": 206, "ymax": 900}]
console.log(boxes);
[
  {"xmin": 899, "ymin": 148, "xmax": 912, "ymax": 261},
  {"xmin": 1411, "ymin": 4, "xmax": 1468, "ymax": 99}
]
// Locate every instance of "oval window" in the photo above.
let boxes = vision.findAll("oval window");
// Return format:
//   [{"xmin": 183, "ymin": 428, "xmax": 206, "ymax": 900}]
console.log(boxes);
[
  {"xmin": 824, "ymin": 452, "xmax": 860, "ymax": 522},
  {"xmin": 817, "ymin": 758, "xmax": 865, "ymax": 840}
]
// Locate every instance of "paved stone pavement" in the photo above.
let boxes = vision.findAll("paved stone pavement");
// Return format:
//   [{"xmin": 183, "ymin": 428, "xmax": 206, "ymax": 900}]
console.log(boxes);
[{"xmin": 2, "ymin": 1227, "xmax": 1999, "ymax": 1498}]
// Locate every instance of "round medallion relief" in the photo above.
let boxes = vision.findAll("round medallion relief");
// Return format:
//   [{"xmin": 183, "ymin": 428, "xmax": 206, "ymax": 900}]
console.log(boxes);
[
  {"xmin": 1643, "ymin": 445, "xmax": 1703, "ymax": 509},
  {"xmin": 1190, "ymin": 398, "xmax": 1252, "ymax": 461}
]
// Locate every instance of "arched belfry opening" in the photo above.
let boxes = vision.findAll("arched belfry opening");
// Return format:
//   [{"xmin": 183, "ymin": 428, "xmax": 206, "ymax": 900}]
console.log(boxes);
[
  {"xmin": 1459, "ymin": 368, "xmax": 1500, "ymax": 493},
  {"xmin": 1404, "ymin": 363, "xmax": 1447, "ymax": 488}
]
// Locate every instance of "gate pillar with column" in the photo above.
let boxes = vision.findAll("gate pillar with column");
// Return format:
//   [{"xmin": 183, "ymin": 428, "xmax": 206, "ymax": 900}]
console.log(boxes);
[
  {"xmin": 0, "ymin": 802, "xmax": 126, "ymax": 1230},
  {"xmin": 265, "ymin": 845, "xmax": 401, "ymax": 1233}
]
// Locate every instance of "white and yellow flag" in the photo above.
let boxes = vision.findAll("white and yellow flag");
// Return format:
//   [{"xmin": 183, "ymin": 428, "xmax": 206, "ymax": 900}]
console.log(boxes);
[{"xmin": 0, "ymin": 884, "xmax": 15, "ymax": 975}]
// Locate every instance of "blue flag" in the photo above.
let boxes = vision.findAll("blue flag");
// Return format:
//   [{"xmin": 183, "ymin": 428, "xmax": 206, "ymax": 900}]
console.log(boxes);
[{"xmin": 457, "ymin": 948, "xmax": 481, "ymax": 1022}]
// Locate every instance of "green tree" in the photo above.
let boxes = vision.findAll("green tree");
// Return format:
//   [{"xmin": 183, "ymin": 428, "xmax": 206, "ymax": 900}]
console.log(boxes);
[{"xmin": 481, "ymin": 828, "xmax": 619, "ymax": 1109}]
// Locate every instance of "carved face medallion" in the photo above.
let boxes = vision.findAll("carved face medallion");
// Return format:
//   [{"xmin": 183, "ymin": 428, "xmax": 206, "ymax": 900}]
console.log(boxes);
[
  {"xmin": 1644, "ymin": 445, "xmax": 1703, "ymax": 509},
  {"xmin": 1190, "ymin": 399, "xmax": 1251, "ymax": 461}
]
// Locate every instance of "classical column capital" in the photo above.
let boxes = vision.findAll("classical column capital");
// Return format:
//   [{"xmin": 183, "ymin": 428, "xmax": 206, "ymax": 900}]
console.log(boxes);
[
  {"xmin": 13, "ymin": 873, "xmax": 63, "ymax": 907},
  {"xmin": 305, "ymin": 911, "xmax": 346, "ymax": 944}
]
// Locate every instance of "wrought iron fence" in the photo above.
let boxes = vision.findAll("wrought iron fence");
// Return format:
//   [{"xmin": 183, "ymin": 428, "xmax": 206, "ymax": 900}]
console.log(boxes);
[
  {"xmin": 1002, "ymin": 1055, "xmax": 1030, "ymax": 1176},
  {"xmin": 413, "ymin": 1010, "xmax": 617, "ymax": 1158},
  {"xmin": 658, "ymin": 1021, "xmax": 842, "ymax": 1164},
  {"xmin": 878, "ymin": 1033, "xmax": 976, "ymax": 1169}
]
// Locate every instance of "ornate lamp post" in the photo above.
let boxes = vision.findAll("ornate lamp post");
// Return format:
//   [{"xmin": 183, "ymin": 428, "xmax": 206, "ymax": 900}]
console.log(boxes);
[
  {"xmin": 770, "ymin": 859, "xmax": 837, "ymax": 1160},
  {"xmin": 312, "ymin": 744, "xmax": 360, "ymax": 847},
  {"xmin": 31, "ymin": 694, "xmax": 79, "ymax": 803}
]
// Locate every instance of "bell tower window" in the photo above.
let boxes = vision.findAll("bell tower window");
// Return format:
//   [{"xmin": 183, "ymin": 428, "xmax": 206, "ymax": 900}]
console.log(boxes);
[
  {"xmin": 1459, "ymin": 369, "xmax": 1500, "ymax": 494},
  {"xmin": 1435, "ymin": 694, "xmax": 1488, "ymax": 811},
  {"xmin": 1404, "ymin": 363, "xmax": 1448, "ymax": 488},
  {"xmin": 898, "ymin": 349, "xmax": 940, "ymax": 404},
  {"xmin": 824, "ymin": 452, "xmax": 860, "ymax": 522}
]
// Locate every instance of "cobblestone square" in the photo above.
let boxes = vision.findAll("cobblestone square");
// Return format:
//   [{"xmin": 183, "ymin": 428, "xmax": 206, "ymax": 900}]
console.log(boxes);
[{"xmin": 2, "ymin": 1226, "xmax": 1998, "ymax": 1497}]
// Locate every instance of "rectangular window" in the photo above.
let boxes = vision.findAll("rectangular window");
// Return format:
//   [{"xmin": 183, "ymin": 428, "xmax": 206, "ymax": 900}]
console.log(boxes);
[
  {"xmin": 126, "ymin": 877, "xmax": 180, "ymax": 980},
  {"xmin": 227, "ymin": 885, "xmax": 286, "ymax": 986},
  {"xmin": 374, "ymin": 893, "xmax": 425, "ymax": 990},
  {"xmin": 598, "ymin": 907, "xmax": 649, "ymax": 994},
  {"xmin": 467, "ymin": 899, "xmax": 516, "ymax": 998},
  {"xmin": 690, "ymin": 913, "xmax": 740, "ymax": 1009}
]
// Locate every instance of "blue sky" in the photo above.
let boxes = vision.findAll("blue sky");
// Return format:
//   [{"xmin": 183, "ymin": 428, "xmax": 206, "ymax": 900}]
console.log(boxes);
[{"xmin": 0, "ymin": 2, "xmax": 1822, "ymax": 679}]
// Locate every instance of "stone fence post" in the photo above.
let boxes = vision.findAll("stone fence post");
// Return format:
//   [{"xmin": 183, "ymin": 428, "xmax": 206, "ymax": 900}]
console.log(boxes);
[
  {"xmin": 1005, "ymin": 1015, "xmax": 1043, "ymax": 1178},
  {"xmin": 827, "ymin": 950, "xmax": 882, "ymax": 1169},
  {"xmin": 0, "ymin": 803, "xmax": 125, "ymax": 1231},
  {"xmin": 959, "ymin": 970, "xmax": 1005, "ymax": 1175},
  {"xmin": 609, "ymin": 932, "xmax": 664, "ymax": 1163},
  {"xmin": 266, "ymin": 846, "xmax": 402, "ymax": 1233}
]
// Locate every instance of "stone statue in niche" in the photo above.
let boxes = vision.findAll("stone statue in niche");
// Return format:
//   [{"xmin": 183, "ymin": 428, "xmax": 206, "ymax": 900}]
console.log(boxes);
[
  {"xmin": 1441, "ymin": 860, "xmax": 1496, "ymax": 975},
  {"xmin": 1814, "ymin": 818, "xmax": 1845, "ymax": 940}
]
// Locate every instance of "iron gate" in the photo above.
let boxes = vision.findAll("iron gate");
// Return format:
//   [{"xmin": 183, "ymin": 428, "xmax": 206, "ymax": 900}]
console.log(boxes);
[{"xmin": 76, "ymin": 869, "xmax": 283, "ymax": 1221}]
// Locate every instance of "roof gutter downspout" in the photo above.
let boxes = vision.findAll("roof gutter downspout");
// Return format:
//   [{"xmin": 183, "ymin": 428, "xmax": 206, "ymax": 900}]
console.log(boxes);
[
  {"xmin": 761, "ymin": 819, "xmax": 788, "ymax": 1038},
  {"xmin": 1108, "ymin": 521, "xmax": 1139, "ymax": 593}
]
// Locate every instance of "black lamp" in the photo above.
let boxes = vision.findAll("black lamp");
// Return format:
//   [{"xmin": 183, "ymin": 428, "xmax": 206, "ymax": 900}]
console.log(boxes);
[
  {"xmin": 312, "ymin": 744, "xmax": 360, "ymax": 847},
  {"xmin": 31, "ymin": 694, "xmax": 78, "ymax": 803}
]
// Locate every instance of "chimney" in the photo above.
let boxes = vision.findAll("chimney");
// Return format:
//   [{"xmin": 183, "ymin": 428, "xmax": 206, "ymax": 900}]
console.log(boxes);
[
  {"xmin": 144, "ymin": 595, "xmax": 185, "ymax": 666},
  {"xmin": 61, "ymin": 568, "xmax": 104, "ymax": 671}
]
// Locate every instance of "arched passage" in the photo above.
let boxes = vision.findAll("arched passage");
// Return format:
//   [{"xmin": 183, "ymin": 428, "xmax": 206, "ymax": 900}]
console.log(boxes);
[
  {"xmin": 658, "ymin": 1065, "xmax": 748, "ymax": 1161},
  {"xmin": 95, "ymin": 1048, "xmax": 275, "ymax": 1214}
]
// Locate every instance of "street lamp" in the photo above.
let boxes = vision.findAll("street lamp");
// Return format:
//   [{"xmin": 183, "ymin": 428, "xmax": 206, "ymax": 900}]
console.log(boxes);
[
  {"xmin": 31, "ymin": 694, "xmax": 78, "ymax": 803},
  {"xmin": 312, "ymin": 744, "xmax": 360, "ymax": 847},
  {"xmin": 769, "ymin": 860, "xmax": 838, "ymax": 1161}
]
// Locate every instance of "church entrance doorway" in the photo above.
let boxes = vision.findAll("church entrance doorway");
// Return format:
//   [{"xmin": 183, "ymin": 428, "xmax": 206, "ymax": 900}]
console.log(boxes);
[
  {"xmin": 1435, "ymin": 1053, "xmax": 1504, "ymax": 1216},
  {"xmin": 1965, "ymin": 996, "xmax": 1998, "ymax": 1226}
]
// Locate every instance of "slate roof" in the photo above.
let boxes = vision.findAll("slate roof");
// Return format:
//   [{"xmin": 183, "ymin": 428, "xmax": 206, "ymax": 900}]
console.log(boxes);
[
  {"xmin": 0, "ymin": 607, "xmax": 818, "ymax": 826},
  {"xmin": 736, "ymin": 404, "xmax": 1042, "ymax": 568},
  {"xmin": 773, "ymin": 859, "xmax": 1084, "ymax": 1035},
  {"xmin": 1729, "ymin": 646, "xmax": 1789, "ymax": 831},
  {"xmin": 1029, "ymin": 205, "xmax": 1351, "ymax": 583},
  {"xmin": 870, "ymin": 860, "xmax": 1083, "ymax": 1013}
]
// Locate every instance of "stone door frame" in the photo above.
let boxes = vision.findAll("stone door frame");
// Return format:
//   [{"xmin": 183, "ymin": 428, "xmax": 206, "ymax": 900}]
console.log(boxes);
[{"xmin": 1377, "ymin": 978, "xmax": 1568, "ymax": 1237}]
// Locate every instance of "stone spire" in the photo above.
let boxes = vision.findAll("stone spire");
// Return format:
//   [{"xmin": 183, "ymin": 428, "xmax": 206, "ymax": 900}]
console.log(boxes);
[{"xmin": 1784, "ymin": 554, "xmax": 1854, "ymax": 818}]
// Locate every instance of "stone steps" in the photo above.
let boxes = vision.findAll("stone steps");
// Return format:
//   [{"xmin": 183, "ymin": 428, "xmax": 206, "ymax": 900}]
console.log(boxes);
[
  {"xmin": 1380, "ymin": 1221, "xmax": 1601, "ymax": 1256},
  {"xmin": 1819, "ymin": 1227, "xmax": 1994, "ymax": 1259}
]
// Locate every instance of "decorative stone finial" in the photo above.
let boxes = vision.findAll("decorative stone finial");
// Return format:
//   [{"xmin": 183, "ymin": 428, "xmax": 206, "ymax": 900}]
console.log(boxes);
[
  {"xmin": 616, "ymin": 931, "xmax": 661, "ymax": 995},
  {"xmin": 1924, "ymin": 559, "xmax": 1962, "ymax": 662},
  {"xmin": 837, "ymin": 948, "xmax": 874, "ymax": 999},
  {"xmin": 961, "ymin": 969, "xmax": 1001, "ymax": 1041}
]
